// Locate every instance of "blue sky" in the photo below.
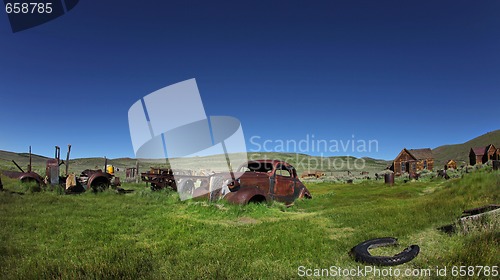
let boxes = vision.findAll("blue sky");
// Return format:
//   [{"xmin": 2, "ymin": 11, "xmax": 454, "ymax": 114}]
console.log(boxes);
[{"xmin": 1, "ymin": 0, "xmax": 499, "ymax": 160}]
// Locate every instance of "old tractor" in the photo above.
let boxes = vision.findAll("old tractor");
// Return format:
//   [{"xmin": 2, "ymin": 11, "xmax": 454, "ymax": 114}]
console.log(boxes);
[
  {"xmin": 45, "ymin": 145, "xmax": 118, "ymax": 193},
  {"xmin": 0, "ymin": 146, "xmax": 45, "ymax": 188}
]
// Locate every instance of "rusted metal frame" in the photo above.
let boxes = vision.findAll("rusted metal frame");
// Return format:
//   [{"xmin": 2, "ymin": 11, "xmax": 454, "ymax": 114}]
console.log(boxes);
[
  {"xmin": 28, "ymin": 146, "xmax": 32, "ymax": 172},
  {"xmin": 55, "ymin": 146, "xmax": 60, "ymax": 166},
  {"xmin": 65, "ymin": 145, "xmax": 71, "ymax": 176},
  {"xmin": 12, "ymin": 160, "xmax": 25, "ymax": 173}
]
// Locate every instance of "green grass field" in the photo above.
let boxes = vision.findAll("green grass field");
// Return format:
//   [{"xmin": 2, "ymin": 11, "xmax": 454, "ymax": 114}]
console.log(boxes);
[{"xmin": 0, "ymin": 170, "xmax": 498, "ymax": 279}]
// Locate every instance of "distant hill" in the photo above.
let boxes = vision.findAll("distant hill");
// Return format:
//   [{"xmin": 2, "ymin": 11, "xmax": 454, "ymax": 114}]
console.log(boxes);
[
  {"xmin": 432, "ymin": 130, "xmax": 500, "ymax": 167},
  {"xmin": 0, "ymin": 149, "xmax": 391, "ymax": 177},
  {"xmin": 2, "ymin": 130, "xmax": 498, "ymax": 176},
  {"xmin": 0, "ymin": 150, "xmax": 49, "ymax": 172},
  {"xmin": 0, "ymin": 150, "xmax": 48, "ymax": 164}
]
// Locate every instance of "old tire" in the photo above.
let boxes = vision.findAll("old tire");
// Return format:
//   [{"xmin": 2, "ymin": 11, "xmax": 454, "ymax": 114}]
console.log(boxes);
[{"xmin": 351, "ymin": 237, "xmax": 419, "ymax": 266}]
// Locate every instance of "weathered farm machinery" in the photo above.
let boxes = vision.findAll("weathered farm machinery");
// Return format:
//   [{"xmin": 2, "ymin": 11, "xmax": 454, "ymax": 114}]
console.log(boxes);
[
  {"xmin": 0, "ymin": 146, "xmax": 45, "ymax": 188},
  {"xmin": 45, "ymin": 145, "xmax": 118, "ymax": 192},
  {"xmin": 0, "ymin": 145, "xmax": 120, "ymax": 193}
]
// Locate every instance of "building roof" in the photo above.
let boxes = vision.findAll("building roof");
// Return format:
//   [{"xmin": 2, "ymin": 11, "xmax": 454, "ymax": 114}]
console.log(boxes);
[
  {"xmin": 471, "ymin": 144, "xmax": 497, "ymax": 156},
  {"xmin": 471, "ymin": 146, "xmax": 486, "ymax": 156},
  {"xmin": 407, "ymin": 148, "xmax": 433, "ymax": 160}
]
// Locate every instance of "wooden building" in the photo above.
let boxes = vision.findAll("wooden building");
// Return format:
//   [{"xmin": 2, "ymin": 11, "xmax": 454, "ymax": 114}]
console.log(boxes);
[
  {"xmin": 391, "ymin": 148, "xmax": 433, "ymax": 175},
  {"xmin": 469, "ymin": 144, "xmax": 499, "ymax": 165},
  {"xmin": 445, "ymin": 159, "xmax": 457, "ymax": 170}
]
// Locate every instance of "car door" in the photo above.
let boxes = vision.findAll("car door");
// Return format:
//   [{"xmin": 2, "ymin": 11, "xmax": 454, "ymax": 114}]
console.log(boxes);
[{"xmin": 272, "ymin": 163, "xmax": 295, "ymax": 202}]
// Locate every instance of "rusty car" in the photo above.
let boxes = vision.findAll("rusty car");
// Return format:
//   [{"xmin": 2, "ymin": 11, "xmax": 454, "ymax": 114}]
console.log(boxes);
[{"xmin": 141, "ymin": 159, "xmax": 312, "ymax": 205}]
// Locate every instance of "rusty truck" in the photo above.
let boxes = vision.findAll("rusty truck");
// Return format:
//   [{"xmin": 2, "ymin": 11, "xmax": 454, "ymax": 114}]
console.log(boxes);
[{"xmin": 141, "ymin": 159, "xmax": 312, "ymax": 205}]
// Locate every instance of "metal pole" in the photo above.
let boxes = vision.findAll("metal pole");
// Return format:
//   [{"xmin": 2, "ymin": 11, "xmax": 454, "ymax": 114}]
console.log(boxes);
[
  {"xmin": 12, "ymin": 160, "xmax": 24, "ymax": 173},
  {"xmin": 28, "ymin": 146, "xmax": 32, "ymax": 173},
  {"xmin": 65, "ymin": 144, "xmax": 71, "ymax": 176},
  {"xmin": 135, "ymin": 160, "xmax": 139, "ymax": 183}
]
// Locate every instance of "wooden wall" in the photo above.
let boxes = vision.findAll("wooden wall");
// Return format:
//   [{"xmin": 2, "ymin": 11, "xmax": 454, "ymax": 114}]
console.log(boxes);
[{"xmin": 393, "ymin": 149, "xmax": 433, "ymax": 174}]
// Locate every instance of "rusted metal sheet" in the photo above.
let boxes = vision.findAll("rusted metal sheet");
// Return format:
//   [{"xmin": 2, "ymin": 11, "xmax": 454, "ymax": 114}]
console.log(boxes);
[
  {"xmin": 1, "ymin": 170, "xmax": 24, "ymax": 179},
  {"xmin": 225, "ymin": 187, "xmax": 267, "ymax": 204},
  {"xmin": 46, "ymin": 158, "xmax": 59, "ymax": 185}
]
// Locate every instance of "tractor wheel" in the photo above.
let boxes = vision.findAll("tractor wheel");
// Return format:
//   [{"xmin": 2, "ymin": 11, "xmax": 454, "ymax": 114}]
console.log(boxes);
[
  {"xmin": 20, "ymin": 177, "xmax": 41, "ymax": 192},
  {"xmin": 90, "ymin": 179, "xmax": 110, "ymax": 192}
]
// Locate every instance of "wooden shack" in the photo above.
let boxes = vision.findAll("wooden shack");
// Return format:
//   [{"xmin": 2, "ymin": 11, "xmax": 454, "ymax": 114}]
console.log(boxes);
[
  {"xmin": 300, "ymin": 171, "xmax": 326, "ymax": 178},
  {"xmin": 445, "ymin": 159, "xmax": 457, "ymax": 170},
  {"xmin": 390, "ymin": 148, "xmax": 433, "ymax": 175},
  {"xmin": 469, "ymin": 144, "xmax": 498, "ymax": 165}
]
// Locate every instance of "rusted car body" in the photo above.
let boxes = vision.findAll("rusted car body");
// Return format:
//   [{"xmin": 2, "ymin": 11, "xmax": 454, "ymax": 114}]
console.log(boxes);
[
  {"xmin": 141, "ymin": 159, "xmax": 312, "ymax": 205},
  {"xmin": 225, "ymin": 160, "xmax": 312, "ymax": 205}
]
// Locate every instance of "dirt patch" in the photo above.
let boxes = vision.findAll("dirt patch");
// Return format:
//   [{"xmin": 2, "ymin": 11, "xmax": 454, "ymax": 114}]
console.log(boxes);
[{"xmin": 236, "ymin": 217, "xmax": 259, "ymax": 225}]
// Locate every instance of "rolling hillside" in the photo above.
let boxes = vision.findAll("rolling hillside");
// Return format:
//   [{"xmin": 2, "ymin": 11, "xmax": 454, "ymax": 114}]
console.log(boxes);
[
  {"xmin": 432, "ymin": 129, "xmax": 500, "ymax": 167},
  {"xmin": 0, "ymin": 150, "xmax": 48, "ymax": 165},
  {"xmin": 0, "ymin": 149, "xmax": 390, "ymax": 179},
  {"xmin": 2, "ymin": 129, "xmax": 498, "ymax": 177}
]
